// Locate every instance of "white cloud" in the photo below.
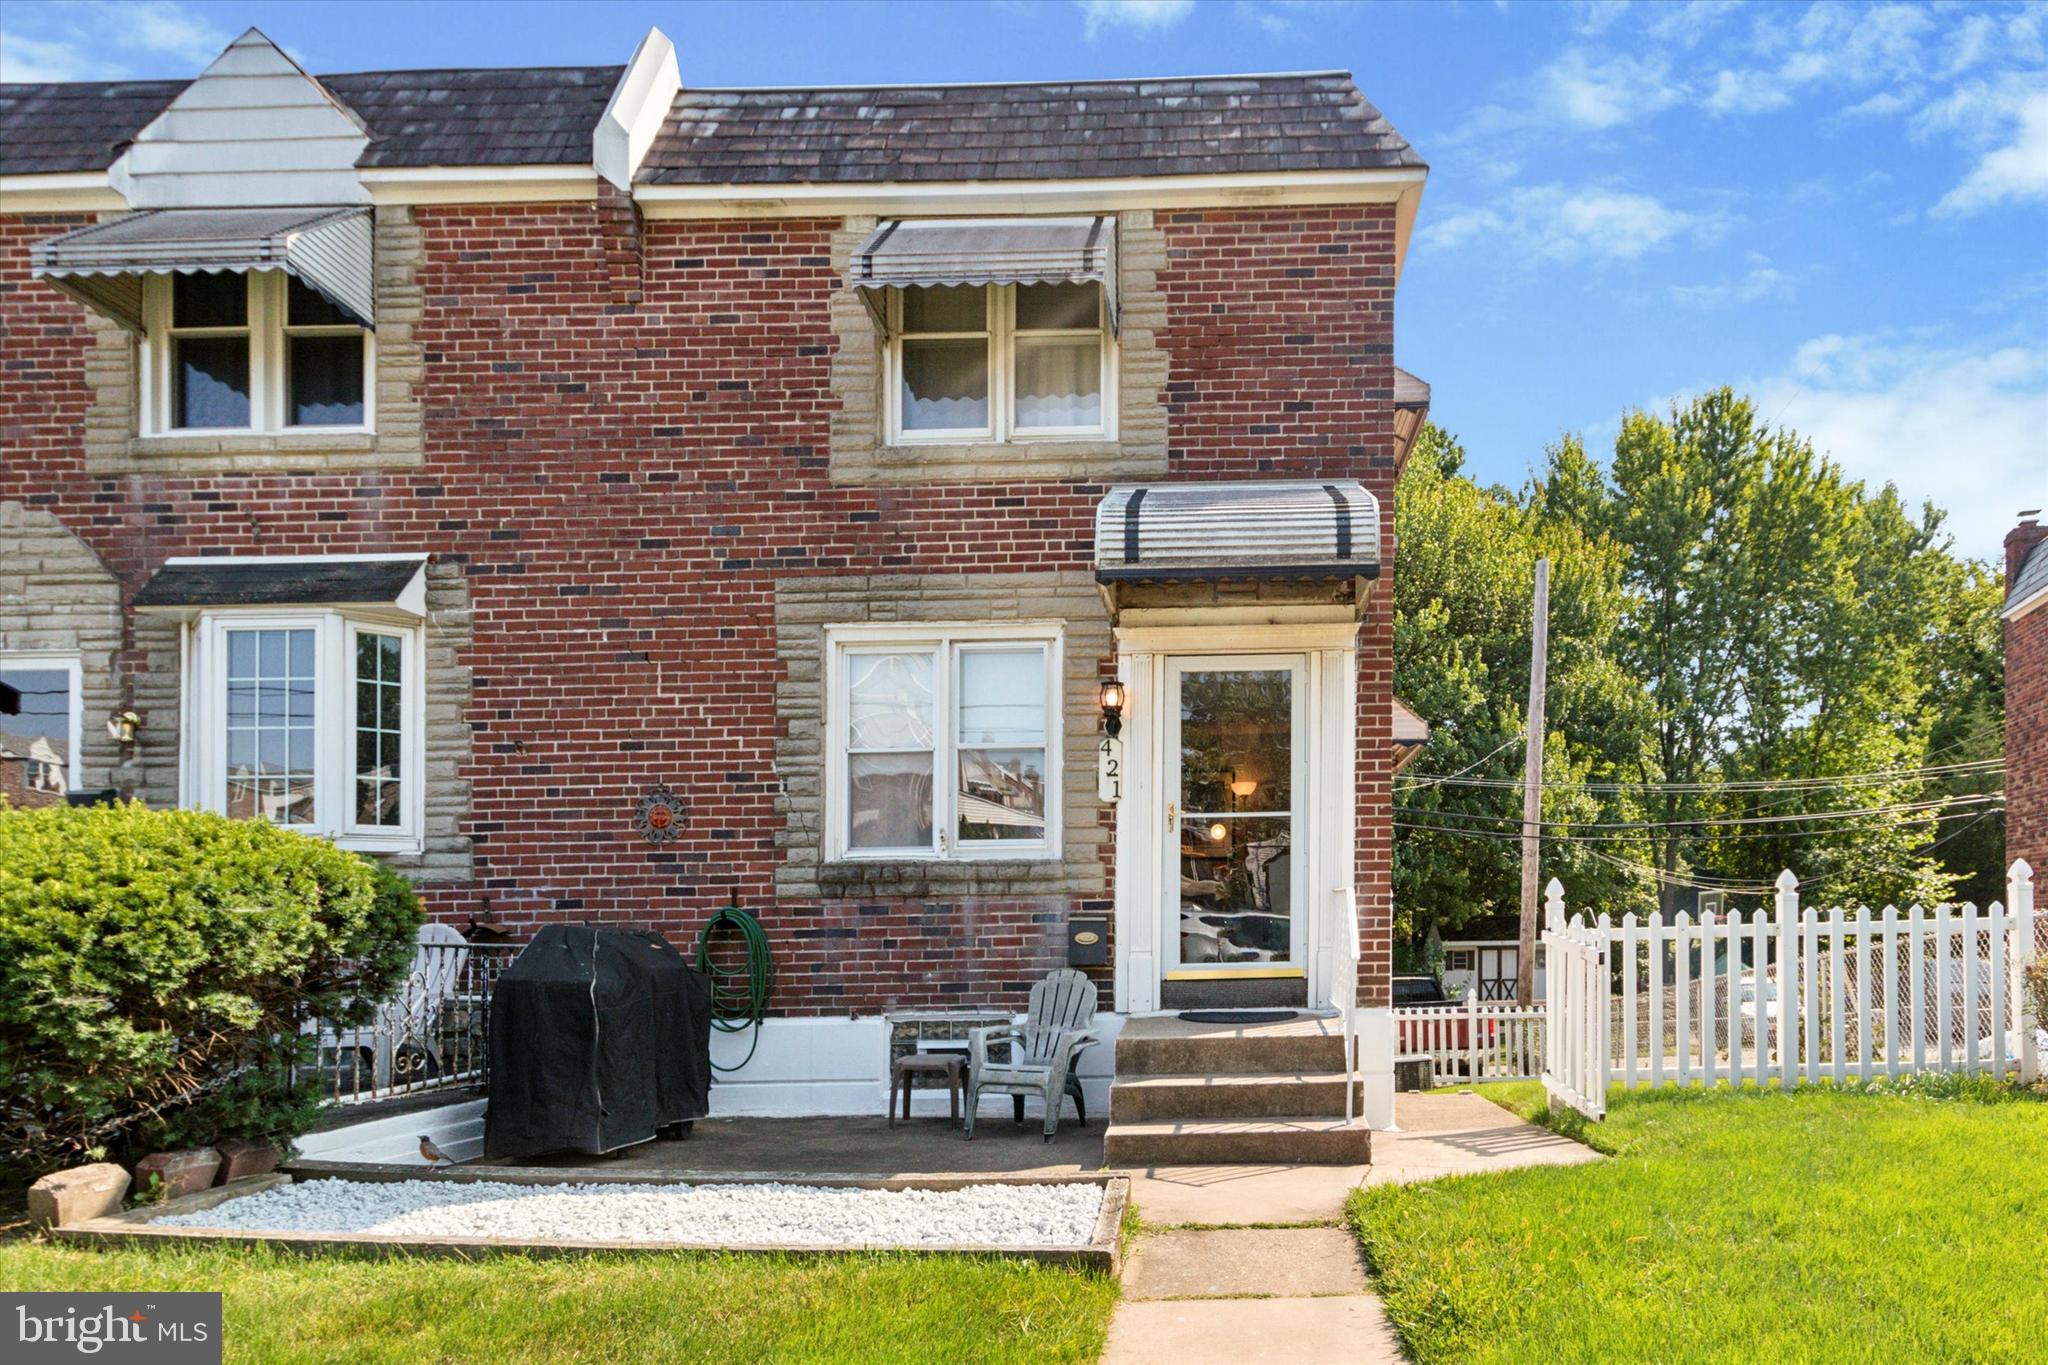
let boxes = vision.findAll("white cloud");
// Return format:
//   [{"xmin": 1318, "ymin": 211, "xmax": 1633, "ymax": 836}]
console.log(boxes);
[
  {"xmin": 1076, "ymin": 0, "xmax": 1197, "ymax": 40},
  {"xmin": 0, "ymin": 30, "xmax": 120, "ymax": 82},
  {"xmin": 1745, "ymin": 333, "xmax": 2048, "ymax": 558},
  {"xmin": 1669, "ymin": 258, "xmax": 1792, "ymax": 307},
  {"xmin": 1426, "ymin": 185, "xmax": 1719, "ymax": 265},
  {"xmin": 1538, "ymin": 49, "xmax": 1686, "ymax": 129},
  {"xmin": 1703, "ymin": 67, "xmax": 1793, "ymax": 116},
  {"xmin": 127, "ymin": 2, "xmax": 233, "ymax": 65},
  {"xmin": 1933, "ymin": 84, "xmax": 2048, "ymax": 215},
  {"xmin": 0, "ymin": 1, "xmax": 232, "ymax": 82}
]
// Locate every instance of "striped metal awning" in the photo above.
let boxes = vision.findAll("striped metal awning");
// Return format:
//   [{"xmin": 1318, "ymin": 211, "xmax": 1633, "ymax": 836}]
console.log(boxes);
[
  {"xmin": 848, "ymin": 215, "xmax": 1117, "ymax": 332},
  {"xmin": 30, "ymin": 207, "xmax": 375, "ymax": 335},
  {"xmin": 1094, "ymin": 480, "xmax": 1379, "ymax": 583}
]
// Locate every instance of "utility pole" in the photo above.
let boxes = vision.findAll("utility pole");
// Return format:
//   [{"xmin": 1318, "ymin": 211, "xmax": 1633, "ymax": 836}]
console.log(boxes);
[{"xmin": 1516, "ymin": 557, "xmax": 1550, "ymax": 1008}]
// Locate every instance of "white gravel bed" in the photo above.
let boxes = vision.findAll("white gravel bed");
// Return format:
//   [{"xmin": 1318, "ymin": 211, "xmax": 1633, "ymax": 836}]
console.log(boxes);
[{"xmin": 152, "ymin": 1178, "xmax": 1105, "ymax": 1248}]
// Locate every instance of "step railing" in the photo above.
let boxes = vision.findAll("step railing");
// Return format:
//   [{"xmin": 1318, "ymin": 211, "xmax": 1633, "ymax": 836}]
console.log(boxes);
[{"xmin": 1334, "ymin": 885, "xmax": 1360, "ymax": 1125}]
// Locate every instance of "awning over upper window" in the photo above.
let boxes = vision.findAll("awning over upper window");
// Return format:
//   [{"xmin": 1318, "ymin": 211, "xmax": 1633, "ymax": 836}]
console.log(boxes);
[
  {"xmin": 133, "ymin": 555, "xmax": 425, "ymax": 618},
  {"xmin": 848, "ymin": 215, "xmax": 1117, "ymax": 333},
  {"xmin": 29, "ymin": 207, "xmax": 375, "ymax": 335},
  {"xmin": 1094, "ymin": 480, "xmax": 1379, "ymax": 583}
]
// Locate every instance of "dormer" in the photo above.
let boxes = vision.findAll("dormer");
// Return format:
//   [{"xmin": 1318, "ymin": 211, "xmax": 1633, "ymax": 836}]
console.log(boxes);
[{"xmin": 108, "ymin": 28, "xmax": 370, "ymax": 208}]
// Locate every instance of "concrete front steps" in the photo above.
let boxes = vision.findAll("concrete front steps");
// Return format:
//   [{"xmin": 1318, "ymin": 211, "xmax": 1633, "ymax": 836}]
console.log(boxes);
[{"xmin": 1104, "ymin": 1014, "xmax": 1371, "ymax": 1166}]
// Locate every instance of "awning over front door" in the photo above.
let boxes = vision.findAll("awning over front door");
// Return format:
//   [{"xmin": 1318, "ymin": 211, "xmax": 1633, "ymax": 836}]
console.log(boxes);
[
  {"xmin": 30, "ymin": 206, "xmax": 375, "ymax": 334},
  {"xmin": 1093, "ymin": 480, "xmax": 1380, "ymax": 584},
  {"xmin": 848, "ymin": 215, "xmax": 1117, "ymax": 333}
]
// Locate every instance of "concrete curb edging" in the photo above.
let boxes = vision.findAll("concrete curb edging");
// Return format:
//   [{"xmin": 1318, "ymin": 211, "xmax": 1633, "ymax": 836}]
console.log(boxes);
[{"xmin": 56, "ymin": 1169, "xmax": 1129, "ymax": 1274}]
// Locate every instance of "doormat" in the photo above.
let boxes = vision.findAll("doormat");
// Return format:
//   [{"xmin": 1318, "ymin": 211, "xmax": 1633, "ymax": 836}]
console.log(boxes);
[{"xmin": 1177, "ymin": 1010, "xmax": 1298, "ymax": 1024}]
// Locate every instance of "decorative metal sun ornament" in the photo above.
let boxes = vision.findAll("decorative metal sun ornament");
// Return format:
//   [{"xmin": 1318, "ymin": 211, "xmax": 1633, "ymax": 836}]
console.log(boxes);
[{"xmin": 633, "ymin": 783, "xmax": 687, "ymax": 842}]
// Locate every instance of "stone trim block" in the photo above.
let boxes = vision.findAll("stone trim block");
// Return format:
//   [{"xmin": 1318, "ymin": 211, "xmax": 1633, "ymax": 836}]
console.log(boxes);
[
  {"xmin": 774, "ymin": 571, "xmax": 1112, "ymax": 900},
  {"xmin": 81, "ymin": 205, "xmax": 427, "ymax": 475},
  {"xmin": 826, "ymin": 210, "xmax": 1170, "ymax": 485}
]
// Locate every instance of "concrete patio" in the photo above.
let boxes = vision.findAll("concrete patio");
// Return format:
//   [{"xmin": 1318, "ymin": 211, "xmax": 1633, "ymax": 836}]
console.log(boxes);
[{"xmin": 467, "ymin": 1089, "xmax": 1594, "ymax": 1224}]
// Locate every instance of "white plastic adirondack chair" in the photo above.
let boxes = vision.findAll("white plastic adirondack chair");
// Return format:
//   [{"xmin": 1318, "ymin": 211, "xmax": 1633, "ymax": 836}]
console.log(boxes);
[
  {"xmin": 965, "ymin": 969, "xmax": 1101, "ymax": 1142},
  {"xmin": 325, "ymin": 924, "xmax": 469, "ymax": 1089}
]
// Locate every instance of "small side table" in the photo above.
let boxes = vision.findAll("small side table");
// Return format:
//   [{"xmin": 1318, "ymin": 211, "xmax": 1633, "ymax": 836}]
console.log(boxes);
[{"xmin": 889, "ymin": 1053, "xmax": 967, "ymax": 1127}]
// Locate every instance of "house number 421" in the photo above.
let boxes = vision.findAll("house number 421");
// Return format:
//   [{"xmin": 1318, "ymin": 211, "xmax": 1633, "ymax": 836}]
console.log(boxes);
[{"xmin": 1097, "ymin": 736, "xmax": 1124, "ymax": 804}]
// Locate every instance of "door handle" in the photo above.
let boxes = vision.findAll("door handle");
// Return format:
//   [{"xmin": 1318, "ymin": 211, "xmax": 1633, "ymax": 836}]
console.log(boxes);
[{"xmin": 1166, "ymin": 801, "xmax": 1176, "ymax": 831}]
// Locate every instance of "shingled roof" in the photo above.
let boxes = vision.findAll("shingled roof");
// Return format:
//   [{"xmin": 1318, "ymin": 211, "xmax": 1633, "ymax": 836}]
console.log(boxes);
[
  {"xmin": 0, "ymin": 66, "xmax": 621, "ymax": 175},
  {"xmin": 323, "ymin": 66, "xmax": 622, "ymax": 168},
  {"xmin": 0, "ymin": 80, "xmax": 186, "ymax": 174},
  {"xmin": 2, "ymin": 66, "xmax": 1419, "ymax": 184},
  {"xmin": 639, "ymin": 72, "xmax": 1419, "ymax": 185},
  {"xmin": 2011, "ymin": 539, "xmax": 2048, "ymax": 616}
]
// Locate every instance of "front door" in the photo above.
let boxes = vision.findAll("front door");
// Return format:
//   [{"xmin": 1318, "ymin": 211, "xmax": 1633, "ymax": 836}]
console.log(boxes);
[{"xmin": 1163, "ymin": 655, "xmax": 1307, "ymax": 976}]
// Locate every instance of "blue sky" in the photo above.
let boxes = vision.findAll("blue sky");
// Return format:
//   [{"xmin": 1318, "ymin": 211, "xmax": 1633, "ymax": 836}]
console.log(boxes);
[{"xmin": 4, "ymin": 0, "xmax": 2043, "ymax": 559}]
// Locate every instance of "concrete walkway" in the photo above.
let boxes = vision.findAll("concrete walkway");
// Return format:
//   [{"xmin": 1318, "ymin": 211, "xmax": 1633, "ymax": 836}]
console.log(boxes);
[{"xmin": 1102, "ymin": 1091, "xmax": 1596, "ymax": 1364}]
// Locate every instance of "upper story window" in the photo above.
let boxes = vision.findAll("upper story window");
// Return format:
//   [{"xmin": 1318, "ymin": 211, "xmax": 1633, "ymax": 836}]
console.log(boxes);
[
  {"xmin": 889, "ymin": 283, "xmax": 1112, "ymax": 444},
  {"xmin": 144, "ymin": 271, "xmax": 371, "ymax": 436}
]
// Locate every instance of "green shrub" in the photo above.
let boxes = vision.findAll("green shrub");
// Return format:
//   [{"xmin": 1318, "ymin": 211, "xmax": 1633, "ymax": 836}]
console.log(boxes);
[
  {"xmin": 0, "ymin": 802, "xmax": 422, "ymax": 1183},
  {"xmin": 2027, "ymin": 957, "xmax": 2048, "ymax": 1040}
]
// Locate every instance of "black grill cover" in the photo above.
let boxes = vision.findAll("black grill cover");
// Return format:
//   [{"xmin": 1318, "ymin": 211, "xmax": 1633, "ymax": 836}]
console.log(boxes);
[{"xmin": 484, "ymin": 925, "xmax": 713, "ymax": 1158}]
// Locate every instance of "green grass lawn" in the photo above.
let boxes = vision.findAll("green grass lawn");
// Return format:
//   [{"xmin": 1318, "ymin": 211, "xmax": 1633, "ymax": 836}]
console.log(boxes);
[
  {"xmin": 0, "ymin": 1240, "xmax": 1117, "ymax": 1364},
  {"xmin": 1349, "ymin": 1077, "xmax": 2048, "ymax": 1364}
]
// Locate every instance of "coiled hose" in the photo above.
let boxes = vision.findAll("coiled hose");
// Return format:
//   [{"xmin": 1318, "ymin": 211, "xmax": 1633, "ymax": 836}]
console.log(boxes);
[{"xmin": 694, "ymin": 901, "xmax": 772, "ymax": 1072}]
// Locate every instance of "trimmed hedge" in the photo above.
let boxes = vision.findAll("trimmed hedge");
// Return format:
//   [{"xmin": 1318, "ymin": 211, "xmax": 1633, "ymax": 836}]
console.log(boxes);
[{"xmin": 0, "ymin": 802, "xmax": 422, "ymax": 1183}]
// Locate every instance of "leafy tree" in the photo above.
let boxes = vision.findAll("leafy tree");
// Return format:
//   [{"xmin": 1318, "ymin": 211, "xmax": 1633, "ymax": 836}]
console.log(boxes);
[{"xmin": 1394, "ymin": 390, "xmax": 1994, "ymax": 949}]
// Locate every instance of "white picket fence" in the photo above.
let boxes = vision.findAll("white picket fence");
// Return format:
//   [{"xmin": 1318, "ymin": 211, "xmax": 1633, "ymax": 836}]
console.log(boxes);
[
  {"xmin": 1396, "ymin": 998, "xmax": 1546, "ymax": 1086},
  {"xmin": 1544, "ymin": 861, "xmax": 2043, "ymax": 1121}
]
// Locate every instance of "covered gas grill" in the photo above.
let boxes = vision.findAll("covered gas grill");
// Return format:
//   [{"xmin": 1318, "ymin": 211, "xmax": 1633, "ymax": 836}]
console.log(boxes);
[{"xmin": 484, "ymin": 925, "xmax": 714, "ymax": 1159}]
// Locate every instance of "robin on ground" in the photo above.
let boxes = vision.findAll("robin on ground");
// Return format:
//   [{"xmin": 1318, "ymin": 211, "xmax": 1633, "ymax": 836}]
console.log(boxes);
[{"xmin": 418, "ymin": 1135, "xmax": 452, "ymax": 1167}]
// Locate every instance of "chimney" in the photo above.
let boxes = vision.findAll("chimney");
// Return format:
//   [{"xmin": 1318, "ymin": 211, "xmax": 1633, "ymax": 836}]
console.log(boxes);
[{"xmin": 2009, "ymin": 510, "xmax": 2047, "ymax": 591}]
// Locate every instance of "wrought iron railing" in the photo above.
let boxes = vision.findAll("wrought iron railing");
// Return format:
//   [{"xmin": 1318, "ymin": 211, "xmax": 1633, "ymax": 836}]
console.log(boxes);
[{"xmin": 302, "ymin": 937, "xmax": 519, "ymax": 1105}]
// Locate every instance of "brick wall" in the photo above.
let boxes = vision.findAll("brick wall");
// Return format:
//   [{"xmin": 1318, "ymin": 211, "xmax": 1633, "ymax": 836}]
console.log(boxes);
[
  {"xmin": 2008, "ymin": 521, "xmax": 2048, "ymax": 881},
  {"xmin": 0, "ymin": 197, "xmax": 1402, "ymax": 1014}
]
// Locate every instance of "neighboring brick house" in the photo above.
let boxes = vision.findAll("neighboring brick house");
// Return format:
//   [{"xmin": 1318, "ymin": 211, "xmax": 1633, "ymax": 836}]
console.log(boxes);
[
  {"xmin": 2007, "ymin": 512, "xmax": 2048, "ymax": 881},
  {"xmin": 0, "ymin": 27, "xmax": 1432, "ymax": 1135}
]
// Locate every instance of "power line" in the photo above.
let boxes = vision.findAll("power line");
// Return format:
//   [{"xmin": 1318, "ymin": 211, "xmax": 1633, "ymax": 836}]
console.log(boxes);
[
  {"xmin": 1392, "ymin": 792, "xmax": 2002, "ymax": 833},
  {"xmin": 1396, "ymin": 729, "xmax": 1527, "ymax": 789},
  {"xmin": 1395, "ymin": 757, "xmax": 2002, "ymax": 794},
  {"xmin": 1394, "ymin": 800, "xmax": 2002, "ymax": 846}
]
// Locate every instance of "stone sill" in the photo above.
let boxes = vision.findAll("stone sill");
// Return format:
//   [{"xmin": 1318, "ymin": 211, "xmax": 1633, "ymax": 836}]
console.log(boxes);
[
  {"xmin": 88, "ymin": 432, "xmax": 423, "ymax": 475},
  {"xmin": 836, "ymin": 439, "xmax": 1168, "ymax": 487}
]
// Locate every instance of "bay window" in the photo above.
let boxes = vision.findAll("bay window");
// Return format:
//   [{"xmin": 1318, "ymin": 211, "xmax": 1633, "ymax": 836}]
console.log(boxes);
[
  {"xmin": 828, "ymin": 624, "xmax": 1063, "ymax": 860},
  {"xmin": 889, "ymin": 283, "xmax": 1110, "ymax": 444},
  {"xmin": 188, "ymin": 609, "xmax": 422, "ymax": 850}
]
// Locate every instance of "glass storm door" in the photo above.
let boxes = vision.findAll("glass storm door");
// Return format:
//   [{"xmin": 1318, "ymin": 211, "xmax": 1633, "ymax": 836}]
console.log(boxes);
[{"xmin": 1164, "ymin": 655, "xmax": 1307, "ymax": 972}]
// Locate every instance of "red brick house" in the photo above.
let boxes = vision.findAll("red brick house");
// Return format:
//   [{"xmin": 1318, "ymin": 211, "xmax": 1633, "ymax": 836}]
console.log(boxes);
[
  {"xmin": 0, "ymin": 27, "xmax": 1431, "ymax": 1144},
  {"xmin": 2008, "ymin": 512, "xmax": 2048, "ymax": 880}
]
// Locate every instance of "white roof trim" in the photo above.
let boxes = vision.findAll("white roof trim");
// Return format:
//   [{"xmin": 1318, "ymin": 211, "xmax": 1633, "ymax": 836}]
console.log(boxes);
[
  {"xmin": 595, "ymin": 27, "xmax": 682, "ymax": 192},
  {"xmin": 636, "ymin": 168, "xmax": 1428, "ymax": 274},
  {"xmin": 2006, "ymin": 582, "xmax": 2048, "ymax": 621}
]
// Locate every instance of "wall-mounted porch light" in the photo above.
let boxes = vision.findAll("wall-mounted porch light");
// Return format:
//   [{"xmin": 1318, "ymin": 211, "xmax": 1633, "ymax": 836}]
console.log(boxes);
[
  {"xmin": 1098, "ymin": 678, "xmax": 1125, "ymax": 737},
  {"xmin": 106, "ymin": 709, "xmax": 142, "ymax": 745}
]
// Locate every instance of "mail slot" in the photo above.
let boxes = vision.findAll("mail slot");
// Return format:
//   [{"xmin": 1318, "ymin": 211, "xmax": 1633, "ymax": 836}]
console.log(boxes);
[{"xmin": 1067, "ymin": 916, "xmax": 1109, "ymax": 967}]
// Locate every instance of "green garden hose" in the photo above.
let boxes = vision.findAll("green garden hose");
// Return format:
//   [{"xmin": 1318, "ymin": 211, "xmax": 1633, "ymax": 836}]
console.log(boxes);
[{"xmin": 694, "ymin": 902, "xmax": 772, "ymax": 1072}]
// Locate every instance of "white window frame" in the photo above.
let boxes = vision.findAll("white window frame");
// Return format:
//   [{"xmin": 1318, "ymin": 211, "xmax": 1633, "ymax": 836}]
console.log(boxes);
[
  {"xmin": 824, "ymin": 622, "xmax": 1064, "ymax": 863},
  {"xmin": 0, "ymin": 652, "xmax": 83, "ymax": 795},
  {"xmin": 183, "ymin": 607, "xmax": 423, "ymax": 852},
  {"xmin": 139, "ymin": 270, "xmax": 375, "ymax": 438},
  {"xmin": 885, "ymin": 283, "xmax": 1114, "ymax": 446}
]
